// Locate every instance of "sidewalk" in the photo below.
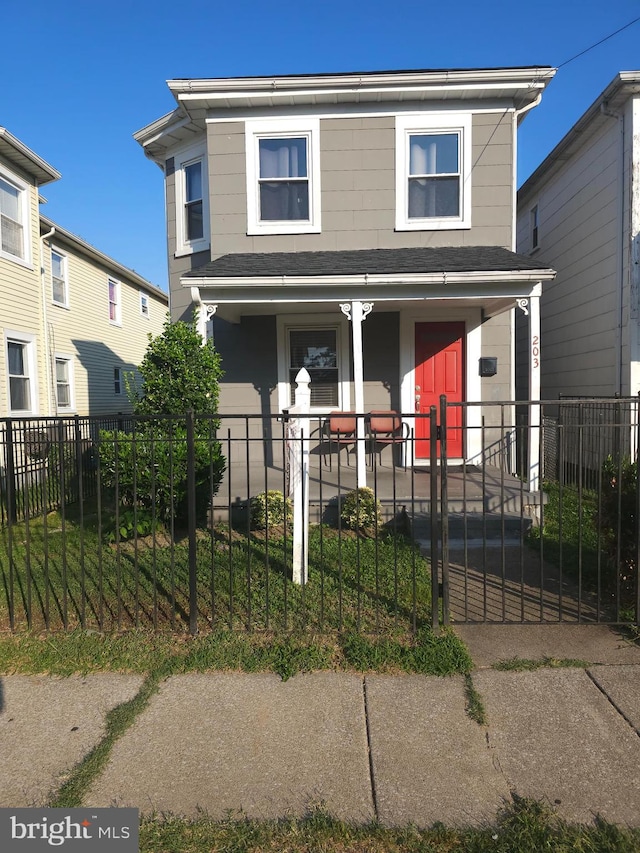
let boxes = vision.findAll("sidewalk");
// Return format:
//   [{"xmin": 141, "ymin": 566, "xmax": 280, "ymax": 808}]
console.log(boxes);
[{"xmin": 1, "ymin": 626, "xmax": 639, "ymax": 828}]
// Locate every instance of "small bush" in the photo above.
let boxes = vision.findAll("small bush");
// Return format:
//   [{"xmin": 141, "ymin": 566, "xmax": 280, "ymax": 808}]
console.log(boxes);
[
  {"xmin": 106, "ymin": 508, "xmax": 163, "ymax": 543},
  {"xmin": 340, "ymin": 487, "xmax": 382, "ymax": 530},
  {"xmin": 250, "ymin": 490, "xmax": 293, "ymax": 530}
]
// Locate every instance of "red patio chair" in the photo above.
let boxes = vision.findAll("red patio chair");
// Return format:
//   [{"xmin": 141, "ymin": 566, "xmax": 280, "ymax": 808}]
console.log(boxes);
[
  {"xmin": 323, "ymin": 412, "xmax": 357, "ymax": 469},
  {"xmin": 368, "ymin": 411, "xmax": 410, "ymax": 469}
]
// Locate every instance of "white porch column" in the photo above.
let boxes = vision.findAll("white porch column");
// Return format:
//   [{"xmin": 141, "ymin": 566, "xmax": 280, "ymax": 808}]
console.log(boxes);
[
  {"xmin": 340, "ymin": 300, "xmax": 373, "ymax": 488},
  {"xmin": 524, "ymin": 291, "xmax": 541, "ymax": 492},
  {"xmin": 190, "ymin": 286, "xmax": 217, "ymax": 343}
]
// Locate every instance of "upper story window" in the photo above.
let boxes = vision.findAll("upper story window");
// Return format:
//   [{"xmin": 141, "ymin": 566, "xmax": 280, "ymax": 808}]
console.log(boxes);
[
  {"xmin": 139, "ymin": 291, "xmax": 149, "ymax": 317},
  {"xmin": 0, "ymin": 168, "xmax": 30, "ymax": 264},
  {"xmin": 395, "ymin": 113, "xmax": 472, "ymax": 231},
  {"xmin": 51, "ymin": 248, "xmax": 68, "ymax": 306},
  {"xmin": 174, "ymin": 145, "xmax": 209, "ymax": 257},
  {"xmin": 531, "ymin": 205, "xmax": 539, "ymax": 250},
  {"xmin": 108, "ymin": 278, "xmax": 121, "ymax": 325},
  {"xmin": 245, "ymin": 118, "xmax": 321, "ymax": 235},
  {"xmin": 6, "ymin": 332, "xmax": 37, "ymax": 414}
]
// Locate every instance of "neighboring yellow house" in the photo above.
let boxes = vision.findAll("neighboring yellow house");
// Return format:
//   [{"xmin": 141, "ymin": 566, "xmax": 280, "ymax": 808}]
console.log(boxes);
[{"xmin": 0, "ymin": 126, "xmax": 168, "ymax": 419}]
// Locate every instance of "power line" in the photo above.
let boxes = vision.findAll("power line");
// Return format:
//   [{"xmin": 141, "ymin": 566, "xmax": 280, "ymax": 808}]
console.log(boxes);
[{"xmin": 557, "ymin": 15, "xmax": 640, "ymax": 69}]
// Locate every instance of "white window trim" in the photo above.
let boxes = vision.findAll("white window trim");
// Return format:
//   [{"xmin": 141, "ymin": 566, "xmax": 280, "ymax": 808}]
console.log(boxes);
[
  {"xmin": 108, "ymin": 278, "xmax": 122, "ymax": 326},
  {"xmin": 54, "ymin": 352, "xmax": 75, "ymax": 412},
  {"xmin": 276, "ymin": 313, "xmax": 349, "ymax": 413},
  {"xmin": 395, "ymin": 112, "xmax": 472, "ymax": 232},
  {"xmin": 5, "ymin": 330, "xmax": 38, "ymax": 415},
  {"xmin": 139, "ymin": 291, "xmax": 150, "ymax": 318},
  {"xmin": 51, "ymin": 246, "xmax": 69, "ymax": 308},
  {"xmin": 245, "ymin": 117, "xmax": 321, "ymax": 236},
  {"xmin": 174, "ymin": 143, "xmax": 210, "ymax": 257},
  {"xmin": 0, "ymin": 164, "xmax": 32, "ymax": 268}
]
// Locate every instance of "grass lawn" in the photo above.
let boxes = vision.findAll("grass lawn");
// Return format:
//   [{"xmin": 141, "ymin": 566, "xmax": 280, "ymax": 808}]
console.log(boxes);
[{"xmin": 0, "ymin": 505, "xmax": 433, "ymax": 635}]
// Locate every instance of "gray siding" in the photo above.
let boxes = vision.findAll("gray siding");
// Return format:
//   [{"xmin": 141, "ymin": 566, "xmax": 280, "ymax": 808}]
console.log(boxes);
[
  {"xmin": 363, "ymin": 312, "xmax": 400, "ymax": 410},
  {"xmin": 213, "ymin": 315, "xmax": 278, "ymax": 415}
]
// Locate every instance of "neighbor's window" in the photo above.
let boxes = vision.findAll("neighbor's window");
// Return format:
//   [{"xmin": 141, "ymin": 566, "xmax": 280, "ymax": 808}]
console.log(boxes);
[
  {"xmin": 246, "ymin": 118, "xmax": 321, "ymax": 235},
  {"xmin": 140, "ymin": 291, "xmax": 149, "ymax": 317},
  {"xmin": 108, "ymin": 278, "xmax": 121, "ymax": 324},
  {"xmin": 396, "ymin": 113, "xmax": 472, "ymax": 231},
  {"xmin": 288, "ymin": 328, "xmax": 338, "ymax": 407},
  {"xmin": 55, "ymin": 356, "xmax": 73, "ymax": 410},
  {"xmin": 7, "ymin": 336, "xmax": 35, "ymax": 413},
  {"xmin": 0, "ymin": 173, "xmax": 28, "ymax": 262},
  {"xmin": 51, "ymin": 248, "xmax": 68, "ymax": 306},
  {"xmin": 531, "ymin": 205, "xmax": 539, "ymax": 250},
  {"xmin": 114, "ymin": 367, "xmax": 122, "ymax": 395}
]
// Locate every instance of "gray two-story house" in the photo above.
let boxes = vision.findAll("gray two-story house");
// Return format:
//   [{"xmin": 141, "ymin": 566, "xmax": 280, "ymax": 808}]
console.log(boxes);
[{"xmin": 135, "ymin": 67, "xmax": 555, "ymax": 476}]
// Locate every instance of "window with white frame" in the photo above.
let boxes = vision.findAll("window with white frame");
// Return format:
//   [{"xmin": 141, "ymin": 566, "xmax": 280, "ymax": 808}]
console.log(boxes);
[
  {"xmin": 6, "ymin": 333, "xmax": 37, "ymax": 414},
  {"xmin": 175, "ymin": 145, "xmax": 209, "ymax": 256},
  {"xmin": 531, "ymin": 205, "xmax": 539, "ymax": 250},
  {"xmin": 395, "ymin": 113, "xmax": 472, "ymax": 231},
  {"xmin": 140, "ymin": 291, "xmax": 149, "ymax": 317},
  {"xmin": 277, "ymin": 315, "xmax": 349, "ymax": 412},
  {"xmin": 114, "ymin": 367, "xmax": 122, "ymax": 395},
  {"xmin": 108, "ymin": 278, "xmax": 121, "ymax": 324},
  {"xmin": 51, "ymin": 248, "xmax": 68, "ymax": 306},
  {"xmin": 245, "ymin": 118, "xmax": 321, "ymax": 235},
  {"xmin": 55, "ymin": 355, "xmax": 73, "ymax": 411},
  {"xmin": 0, "ymin": 169, "xmax": 30, "ymax": 263}
]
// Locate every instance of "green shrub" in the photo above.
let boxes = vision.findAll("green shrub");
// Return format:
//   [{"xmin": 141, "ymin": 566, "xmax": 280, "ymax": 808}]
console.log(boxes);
[
  {"xmin": 249, "ymin": 490, "xmax": 293, "ymax": 530},
  {"xmin": 98, "ymin": 314, "xmax": 225, "ymax": 528},
  {"xmin": 340, "ymin": 487, "xmax": 382, "ymax": 530},
  {"xmin": 106, "ymin": 508, "xmax": 162, "ymax": 543},
  {"xmin": 597, "ymin": 456, "xmax": 637, "ymax": 594}
]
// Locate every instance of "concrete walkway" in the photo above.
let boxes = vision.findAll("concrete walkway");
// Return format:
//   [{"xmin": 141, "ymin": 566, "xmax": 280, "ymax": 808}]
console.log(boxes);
[{"xmin": 1, "ymin": 627, "xmax": 640, "ymax": 827}]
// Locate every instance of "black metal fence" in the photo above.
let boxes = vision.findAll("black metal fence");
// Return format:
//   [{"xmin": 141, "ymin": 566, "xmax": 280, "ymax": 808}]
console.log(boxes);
[{"xmin": 0, "ymin": 401, "xmax": 638, "ymax": 633}]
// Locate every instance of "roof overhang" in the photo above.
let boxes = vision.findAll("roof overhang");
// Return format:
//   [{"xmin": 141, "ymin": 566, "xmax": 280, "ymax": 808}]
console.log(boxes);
[
  {"xmin": 0, "ymin": 127, "xmax": 60, "ymax": 185},
  {"xmin": 135, "ymin": 66, "xmax": 556, "ymax": 161},
  {"xmin": 519, "ymin": 71, "xmax": 640, "ymax": 203}
]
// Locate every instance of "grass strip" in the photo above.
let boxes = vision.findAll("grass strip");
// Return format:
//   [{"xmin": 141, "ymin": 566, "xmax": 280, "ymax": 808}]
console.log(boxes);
[
  {"xmin": 138, "ymin": 797, "xmax": 640, "ymax": 853},
  {"xmin": 49, "ymin": 667, "xmax": 169, "ymax": 808},
  {"xmin": 0, "ymin": 627, "xmax": 472, "ymax": 680},
  {"xmin": 463, "ymin": 673, "xmax": 487, "ymax": 725},
  {"xmin": 493, "ymin": 656, "xmax": 590, "ymax": 672}
]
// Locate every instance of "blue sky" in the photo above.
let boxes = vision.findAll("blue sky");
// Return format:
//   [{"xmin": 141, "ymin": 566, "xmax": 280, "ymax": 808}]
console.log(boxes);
[{"xmin": 2, "ymin": 1, "xmax": 639, "ymax": 291}]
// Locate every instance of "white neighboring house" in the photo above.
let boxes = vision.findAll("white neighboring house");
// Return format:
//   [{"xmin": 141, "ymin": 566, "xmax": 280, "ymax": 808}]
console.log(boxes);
[
  {"xmin": 0, "ymin": 126, "xmax": 168, "ymax": 420},
  {"xmin": 516, "ymin": 72, "xmax": 640, "ymax": 401}
]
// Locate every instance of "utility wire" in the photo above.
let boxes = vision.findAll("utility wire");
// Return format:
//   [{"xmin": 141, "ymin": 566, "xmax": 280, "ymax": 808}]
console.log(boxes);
[{"xmin": 557, "ymin": 15, "xmax": 640, "ymax": 69}]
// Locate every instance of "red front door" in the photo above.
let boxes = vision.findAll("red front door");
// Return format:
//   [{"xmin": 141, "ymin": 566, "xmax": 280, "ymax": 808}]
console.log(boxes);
[{"xmin": 415, "ymin": 322, "xmax": 465, "ymax": 459}]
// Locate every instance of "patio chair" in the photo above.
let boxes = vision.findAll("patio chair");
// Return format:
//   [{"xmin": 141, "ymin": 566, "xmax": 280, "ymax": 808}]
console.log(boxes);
[
  {"xmin": 367, "ymin": 410, "xmax": 410, "ymax": 469},
  {"xmin": 323, "ymin": 412, "xmax": 357, "ymax": 469}
]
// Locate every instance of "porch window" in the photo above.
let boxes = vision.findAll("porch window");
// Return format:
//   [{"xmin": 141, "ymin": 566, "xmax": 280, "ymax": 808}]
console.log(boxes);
[
  {"xmin": 245, "ymin": 118, "xmax": 321, "ymax": 235},
  {"xmin": 289, "ymin": 328, "xmax": 339, "ymax": 407},
  {"xmin": 395, "ymin": 113, "xmax": 472, "ymax": 231}
]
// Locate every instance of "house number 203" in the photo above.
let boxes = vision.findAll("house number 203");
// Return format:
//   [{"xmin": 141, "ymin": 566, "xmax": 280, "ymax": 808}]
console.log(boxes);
[{"xmin": 532, "ymin": 335, "xmax": 540, "ymax": 368}]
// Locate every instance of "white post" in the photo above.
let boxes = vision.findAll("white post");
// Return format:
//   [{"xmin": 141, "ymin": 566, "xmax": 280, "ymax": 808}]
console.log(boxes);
[
  {"xmin": 528, "ymin": 292, "xmax": 541, "ymax": 493},
  {"xmin": 288, "ymin": 367, "xmax": 311, "ymax": 585},
  {"xmin": 340, "ymin": 300, "xmax": 373, "ymax": 488}
]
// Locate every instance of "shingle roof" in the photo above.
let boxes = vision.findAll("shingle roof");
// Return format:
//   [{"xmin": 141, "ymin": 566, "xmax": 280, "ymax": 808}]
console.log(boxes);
[{"xmin": 183, "ymin": 246, "xmax": 552, "ymax": 279}]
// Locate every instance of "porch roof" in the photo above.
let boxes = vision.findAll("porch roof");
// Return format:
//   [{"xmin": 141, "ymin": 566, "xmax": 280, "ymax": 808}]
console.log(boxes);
[{"xmin": 183, "ymin": 246, "xmax": 553, "ymax": 281}]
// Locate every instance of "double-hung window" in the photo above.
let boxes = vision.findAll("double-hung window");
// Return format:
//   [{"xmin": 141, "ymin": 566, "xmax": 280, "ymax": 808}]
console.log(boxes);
[
  {"xmin": 6, "ymin": 332, "xmax": 36, "ymax": 414},
  {"xmin": 55, "ymin": 355, "xmax": 74, "ymax": 411},
  {"xmin": 277, "ymin": 315, "xmax": 349, "ymax": 412},
  {"xmin": 51, "ymin": 248, "xmax": 68, "ymax": 306},
  {"xmin": 246, "ymin": 118, "xmax": 321, "ymax": 235},
  {"xmin": 108, "ymin": 278, "xmax": 121, "ymax": 325},
  {"xmin": 174, "ymin": 145, "xmax": 209, "ymax": 256},
  {"xmin": 395, "ymin": 113, "xmax": 472, "ymax": 231},
  {"xmin": 140, "ymin": 291, "xmax": 149, "ymax": 317},
  {"xmin": 0, "ymin": 169, "xmax": 29, "ymax": 263}
]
